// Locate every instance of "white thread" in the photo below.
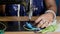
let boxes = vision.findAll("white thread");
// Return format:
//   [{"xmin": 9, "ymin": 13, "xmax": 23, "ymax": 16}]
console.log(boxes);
[{"xmin": 18, "ymin": 4, "xmax": 20, "ymax": 30}]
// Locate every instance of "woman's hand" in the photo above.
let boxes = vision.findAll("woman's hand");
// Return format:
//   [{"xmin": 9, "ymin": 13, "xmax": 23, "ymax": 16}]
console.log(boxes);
[{"xmin": 35, "ymin": 13, "xmax": 54, "ymax": 28}]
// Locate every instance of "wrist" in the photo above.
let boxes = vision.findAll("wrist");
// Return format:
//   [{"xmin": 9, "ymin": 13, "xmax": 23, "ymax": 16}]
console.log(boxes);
[{"xmin": 45, "ymin": 10, "xmax": 56, "ymax": 22}]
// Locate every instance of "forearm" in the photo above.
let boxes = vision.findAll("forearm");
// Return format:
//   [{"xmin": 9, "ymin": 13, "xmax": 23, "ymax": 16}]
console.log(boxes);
[{"xmin": 45, "ymin": 0, "xmax": 57, "ymax": 13}]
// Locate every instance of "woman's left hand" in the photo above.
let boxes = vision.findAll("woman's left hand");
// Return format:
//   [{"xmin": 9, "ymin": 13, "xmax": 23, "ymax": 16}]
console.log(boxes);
[{"xmin": 35, "ymin": 13, "xmax": 54, "ymax": 28}]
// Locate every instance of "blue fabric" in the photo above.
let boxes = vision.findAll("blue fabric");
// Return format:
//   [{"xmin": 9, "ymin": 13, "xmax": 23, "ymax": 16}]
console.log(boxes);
[
  {"xmin": 5, "ymin": 0, "xmax": 45, "ymax": 16},
  {"xmin": 33, "ymin": 0, "xmax": 44, "ymax": 15}
]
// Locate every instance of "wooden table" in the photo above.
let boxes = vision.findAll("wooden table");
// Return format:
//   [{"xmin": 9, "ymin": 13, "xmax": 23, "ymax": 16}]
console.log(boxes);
[
  {"xmin": 5, "ymin": 32, "xmax": 60, "ymax": 34},
  {"xmin": 0, "ymin": 16, "xmax": 60, "ymax": 21},
  {"xmin": 0, "ymin": 16, "xmax": 60, "ymax": 34}
]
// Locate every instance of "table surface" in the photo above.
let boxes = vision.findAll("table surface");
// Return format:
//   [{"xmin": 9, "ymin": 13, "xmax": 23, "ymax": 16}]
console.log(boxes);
[
  {"xmin": 4, "ymin": 32, "xmax": 60, "ymax": 34},
  {"xmin": 0, "ymin": 16, "xmax": 60, "ymax": 34},
  {"xmin": 0, "ymin": 16, "xmax": 60, "ymax": 21}
]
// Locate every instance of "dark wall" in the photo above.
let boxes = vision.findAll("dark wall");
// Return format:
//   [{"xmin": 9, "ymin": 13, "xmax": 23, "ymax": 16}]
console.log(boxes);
[{"xmin": 56, "ymin": 0, "xmax": 60, "ymax": 16}]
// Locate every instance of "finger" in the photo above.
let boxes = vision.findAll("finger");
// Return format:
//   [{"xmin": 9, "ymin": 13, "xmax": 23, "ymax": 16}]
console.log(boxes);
[
  {"xmin": 45, "ymin": 23, "xmax": 49, "ymax": 28},
  {"xmin": 37, "ymin": 20, "xmax": 44, "ymax": 28},
  {"xmin": 41, "ymin": 21, "xmax": 48, "ymax": 28},
  {"xmin": 35, "ymin": 17, "xmax": 42, "ymax": 23},
  {"xmin": 34, "ymin": 19, "xmax": 42, "ymax": 26},
  {"xmin": 46, "ymin": 22, "xmax": 52, "ymax": 27},
  {"xmin": 41, "ymin": 20, "xmax": 50, "ymax": 28}
]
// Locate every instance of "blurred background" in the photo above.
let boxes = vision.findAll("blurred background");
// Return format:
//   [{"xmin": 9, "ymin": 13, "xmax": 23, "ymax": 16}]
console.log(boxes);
[{"xmin": 0, "ymin": 0, "xmax": 59, "ymax": 31}]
